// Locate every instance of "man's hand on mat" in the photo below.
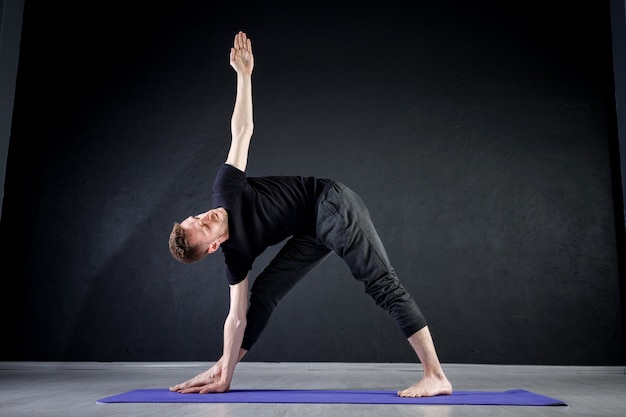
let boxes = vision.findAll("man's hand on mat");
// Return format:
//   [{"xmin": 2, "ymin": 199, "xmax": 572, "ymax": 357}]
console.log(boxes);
[
  {"xmin": 169, "ymin": 362, "xmax": 231, "ymax": 394},
  {"xmin": 397, "ymin": 373, "xmax": 453, "ymax": 398}
]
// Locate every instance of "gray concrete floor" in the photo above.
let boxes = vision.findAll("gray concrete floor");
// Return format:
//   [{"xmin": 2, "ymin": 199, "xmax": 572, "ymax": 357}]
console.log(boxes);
[{"xmin": 0, "ymin": 362, "xmax": 624, "ymax": 416}]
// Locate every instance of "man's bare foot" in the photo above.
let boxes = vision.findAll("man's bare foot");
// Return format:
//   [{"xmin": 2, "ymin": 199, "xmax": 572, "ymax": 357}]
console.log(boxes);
[{"xmin": 397, "ymin": 374, "xmax": 453, "ymax": 398}]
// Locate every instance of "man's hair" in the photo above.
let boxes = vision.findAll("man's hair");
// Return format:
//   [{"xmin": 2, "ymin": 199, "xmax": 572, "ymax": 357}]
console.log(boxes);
[{"xmin": 169, "ymin": 222, "xmax": 205, "ymax": 264}]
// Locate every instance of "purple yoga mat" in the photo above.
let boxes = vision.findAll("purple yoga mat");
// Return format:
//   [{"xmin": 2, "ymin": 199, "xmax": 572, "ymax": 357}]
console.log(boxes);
[{"xmin": 97, "ymin": 388, "xmax": 567, "ymax": 406}]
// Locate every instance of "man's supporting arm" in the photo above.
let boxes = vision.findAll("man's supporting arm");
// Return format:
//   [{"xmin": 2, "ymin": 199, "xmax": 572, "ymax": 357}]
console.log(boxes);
[
  {"xmin": 218, "ymin": 277, "xmax": 249, "ymax": 389},
  {"xmin": 169, "ymin": 277, "xmax": 249, "ymax": 394}
]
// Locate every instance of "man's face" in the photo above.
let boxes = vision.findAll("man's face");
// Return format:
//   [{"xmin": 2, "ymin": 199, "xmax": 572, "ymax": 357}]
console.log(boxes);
[{"xmin": 180, "ymin": 208, "xmax": 227, "ymax": 251}]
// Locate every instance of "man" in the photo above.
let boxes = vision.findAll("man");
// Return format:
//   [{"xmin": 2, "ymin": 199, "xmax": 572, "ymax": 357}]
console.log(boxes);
[{"xmin": 168, "ymin": 31, "xmax": 452, "ymax": 398}]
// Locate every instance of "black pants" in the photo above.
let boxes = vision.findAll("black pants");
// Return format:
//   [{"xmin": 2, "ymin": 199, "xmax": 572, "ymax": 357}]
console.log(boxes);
[{"xmin": 241, "ymin": 182, "xmax": 427, "ymax": 350}]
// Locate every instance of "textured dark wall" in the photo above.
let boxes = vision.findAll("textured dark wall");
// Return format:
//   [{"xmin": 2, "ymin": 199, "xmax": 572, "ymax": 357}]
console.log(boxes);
[
  {"xmin": 1, "ymin": 0, "xmax": 623, "ymax": 365},
  {"xmin": 0, "ymin": 0, "xmax": 25, "ymax": 219}
]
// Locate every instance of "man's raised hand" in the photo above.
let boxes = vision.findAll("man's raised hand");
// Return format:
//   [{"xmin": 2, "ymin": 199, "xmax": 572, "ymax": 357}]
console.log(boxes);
[{"xmin": 230, "ymin": 31, "xmax": 254, "ymax": 76}]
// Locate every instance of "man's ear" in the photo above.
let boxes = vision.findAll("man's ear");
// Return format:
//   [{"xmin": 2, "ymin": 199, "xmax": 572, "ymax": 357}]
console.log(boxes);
[{"xmin": 207, "ymin": 241, "xmax": 221, "ymax": 254}]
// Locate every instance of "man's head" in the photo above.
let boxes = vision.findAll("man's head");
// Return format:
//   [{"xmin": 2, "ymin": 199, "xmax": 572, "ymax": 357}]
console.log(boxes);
[{"xmin": 168, "ymin": 208, "xmax": 229, "ymax": 264}]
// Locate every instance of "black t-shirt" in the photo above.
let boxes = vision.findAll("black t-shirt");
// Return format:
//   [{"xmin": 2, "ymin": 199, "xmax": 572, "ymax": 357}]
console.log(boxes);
[{"xmin": 212, "ymin": 164, "xmax": 335, "ymax": 285}]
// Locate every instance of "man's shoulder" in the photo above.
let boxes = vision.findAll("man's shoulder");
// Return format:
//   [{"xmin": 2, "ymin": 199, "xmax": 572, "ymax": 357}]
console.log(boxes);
[
  {"xmin": 214, "ymin": 164, "xmax": 246, "ymax": 189},
  {"xmin": 218, "ymin": 163, "xmax": 246, "ymax": 177}
]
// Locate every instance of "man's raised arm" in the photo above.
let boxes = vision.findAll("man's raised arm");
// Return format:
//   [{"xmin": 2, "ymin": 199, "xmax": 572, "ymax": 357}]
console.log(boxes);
[{"xmin": 226, "ymin": 31, "xmax": 254, "ymax": 172}]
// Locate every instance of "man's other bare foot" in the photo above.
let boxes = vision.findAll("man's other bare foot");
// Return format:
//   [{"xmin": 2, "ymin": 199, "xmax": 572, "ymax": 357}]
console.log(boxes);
[{"xmin": 397, "ymin": 374, "xmax": 453, "ymax": 398}]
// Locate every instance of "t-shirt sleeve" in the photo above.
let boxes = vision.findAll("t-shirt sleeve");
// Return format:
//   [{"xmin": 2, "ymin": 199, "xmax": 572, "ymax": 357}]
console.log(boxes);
[
  {"xmin": 213, "ymin": 164, "xmax": 246, "ymax": 201},
  {"xmin": 223, "ymin": 250, "xmax": 251, "ymax": 285}
]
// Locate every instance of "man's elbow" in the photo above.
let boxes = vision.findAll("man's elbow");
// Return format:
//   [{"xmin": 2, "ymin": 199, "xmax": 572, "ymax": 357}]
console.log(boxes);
[
  {"xmin": 227, "ymin": 314, "xmax": 247, "ymax": 329},
  {"xmin": 231, "ymin": 122, "xmax": 254, "ymax": 139}
]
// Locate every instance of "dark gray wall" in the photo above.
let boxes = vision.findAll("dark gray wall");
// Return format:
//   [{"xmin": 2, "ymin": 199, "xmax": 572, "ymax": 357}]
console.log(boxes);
[
  {"xmin": 611, "ymin": 0, "xmax": 626, "ymax": 359},
  {"xmin": 0, "ymin": 0, "xmax": 25, "ymax": 218},
  {"xmin": 613, "ymin": 0, "xmax": 626, "ymax": 227},
  {"xmin": 1, "ymin": 0, "xmax": 624, "ymax": 365}
]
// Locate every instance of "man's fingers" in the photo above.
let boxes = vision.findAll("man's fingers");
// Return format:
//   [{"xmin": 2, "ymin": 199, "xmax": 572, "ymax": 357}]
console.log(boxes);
[
  {"xmin": 171, "ymin": 379, "xmax": 206, "ymax": 393},
  {"xmin": 169, "ymin": 376, "xmax": 203, "ymax": 391},
  {"xmin": 169, "ymin": 381, "xmax": 190, "ymax": 391},
  {"xmin": 177, "ymin": 386, "xmax": 204, "ymax": 394},
  {"xmin": 234, "ymin": 31, "xmax": 245, "ymax": 49},
  {"xmin": 233, "ymin": 31, "xmax": 250, "ymax": 52},
  {"xmin": 172, "ymin": 382, "xmax": 227, "ymax": 394}
]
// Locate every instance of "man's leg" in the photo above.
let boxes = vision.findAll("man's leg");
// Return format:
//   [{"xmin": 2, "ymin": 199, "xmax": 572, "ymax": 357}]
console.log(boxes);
[
  {"xmin": 316, "ymin": 183, "xmax": 452, "ymax": 397},
  {"xmin": 242, "ymin": 234, "xmax": 332, "ymax": 351}
]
